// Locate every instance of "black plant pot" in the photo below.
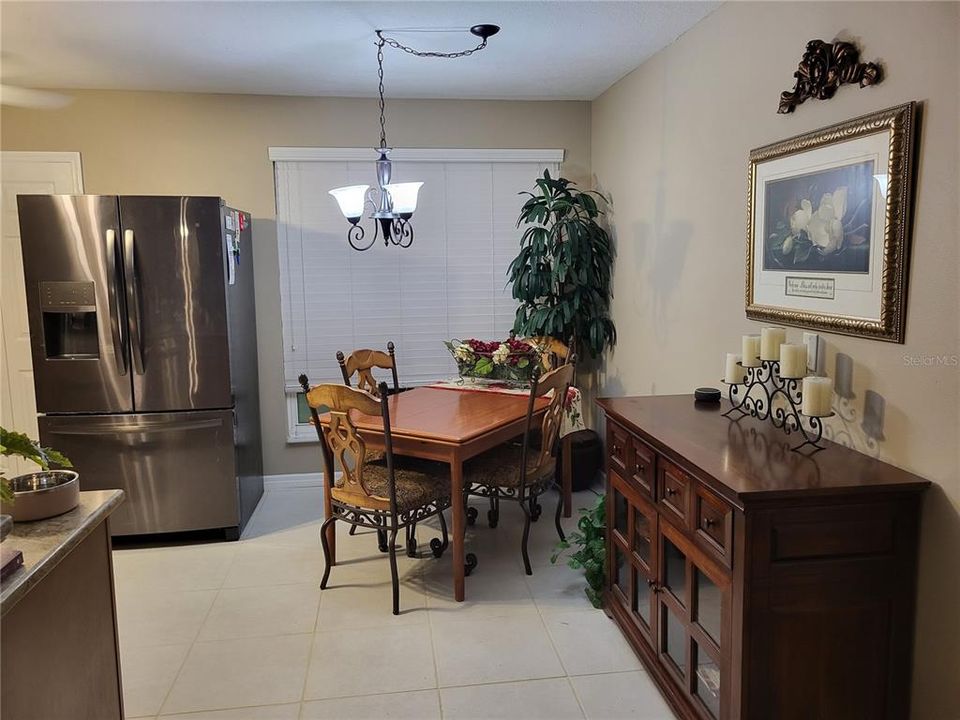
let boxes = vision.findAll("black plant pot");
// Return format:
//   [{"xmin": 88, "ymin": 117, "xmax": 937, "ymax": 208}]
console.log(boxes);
[{"xmin": 556, "ymin": 429, "xmax": 602, "ymax": 492}]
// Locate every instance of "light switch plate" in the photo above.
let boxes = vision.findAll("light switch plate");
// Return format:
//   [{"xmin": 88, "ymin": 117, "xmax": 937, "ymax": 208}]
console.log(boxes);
[{"xmin": 803, "ymin": 332, "xmax": 822, "ymax": 373}]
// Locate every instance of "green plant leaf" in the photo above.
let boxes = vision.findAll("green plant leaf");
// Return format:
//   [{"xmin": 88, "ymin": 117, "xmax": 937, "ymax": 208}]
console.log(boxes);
[{"xmin": 0, "ymin": 427, "xmax": 72, "ymax": 470}]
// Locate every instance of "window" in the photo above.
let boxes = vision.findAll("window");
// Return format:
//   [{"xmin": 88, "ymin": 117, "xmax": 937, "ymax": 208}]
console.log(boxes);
[{"xmin": 272, "ymin": 148, "xmax": 563, "ymax": 442}]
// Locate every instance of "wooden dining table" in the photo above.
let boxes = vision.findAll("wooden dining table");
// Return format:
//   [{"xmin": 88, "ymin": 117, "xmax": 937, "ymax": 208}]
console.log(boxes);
[{"xmin": 319, "ymin": 386, "xmax": 547, "ymax": 601}]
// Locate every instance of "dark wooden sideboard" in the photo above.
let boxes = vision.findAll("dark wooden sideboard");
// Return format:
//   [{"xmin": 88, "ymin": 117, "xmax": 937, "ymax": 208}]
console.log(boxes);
[{"xmin": 596, "ymin": 395, "xmax": 929, "ymax": 720}]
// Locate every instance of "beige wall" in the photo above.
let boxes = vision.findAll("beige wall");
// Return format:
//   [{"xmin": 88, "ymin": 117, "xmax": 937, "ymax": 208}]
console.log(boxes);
[
  {"xmin": 591, "ymin": 2, "xmax": 959, "ymax": 717},
  {"xmin": 1, "ymin": 92, "xmax": 591, "ymax": 476}
]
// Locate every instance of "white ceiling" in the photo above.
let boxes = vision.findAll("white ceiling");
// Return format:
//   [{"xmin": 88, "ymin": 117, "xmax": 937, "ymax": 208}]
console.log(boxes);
[{"xmin": 0, "ymin": 1, "xmax": 718, "ymax": 101}]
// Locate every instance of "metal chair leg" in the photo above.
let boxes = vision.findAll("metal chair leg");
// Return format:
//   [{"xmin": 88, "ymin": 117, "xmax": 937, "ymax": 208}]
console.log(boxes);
[
  {"xmin": 554, "ymin": 486, "xmax": 566, "ymax": 542},
  {"xmin": 529, "ymin": 494, "xmax": 542, "ymax": 521},
  {"xmin": 487, "ymin": 493, "xmax": 499, "ymax": 528},
  {"xmin": 406, "ymin": 522, "xmax": 418, "ymax": 558},
  {"xmin": 520, "ymin": 502, "xmax": 533, "ymax": 576},
  {"xmin": 377, "ymin": 528, "xmax": 389, "ymax": 552},
  {"xmin": 348, "ymin": 524, "xmax": 357, "ymax": 536},
  {"xmin": 319, "ymin": 517, "xmax": 336, "ymax": 589},
  {"xmin": 388, "ymin": 528, "xmax": 400, "ymax": 615},
  {"xmin": 431, "ymin": 509, "xmax": 449, "ymax": 558}
]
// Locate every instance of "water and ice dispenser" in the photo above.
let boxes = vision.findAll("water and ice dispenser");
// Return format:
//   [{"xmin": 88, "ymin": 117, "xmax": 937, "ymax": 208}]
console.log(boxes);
[{"xmin": 39, "ymin": 281, "xmax": 99, "ymax": 359}]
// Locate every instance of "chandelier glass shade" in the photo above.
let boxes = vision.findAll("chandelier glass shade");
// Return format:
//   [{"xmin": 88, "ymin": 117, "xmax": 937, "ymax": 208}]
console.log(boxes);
[{"xmin": 328, "ymin": 24, "xmax": 499, "ymax": 251}]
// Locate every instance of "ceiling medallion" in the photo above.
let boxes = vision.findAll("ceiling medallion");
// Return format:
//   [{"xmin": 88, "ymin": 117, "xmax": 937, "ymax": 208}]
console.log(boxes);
[{"xmin": 329, "ymin": 24, "xmax": 501, "ymax": 251}]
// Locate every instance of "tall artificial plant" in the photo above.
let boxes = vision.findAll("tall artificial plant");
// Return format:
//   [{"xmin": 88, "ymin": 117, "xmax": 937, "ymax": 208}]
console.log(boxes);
[{"xmin": 508, "ymin": 170, "xmax": 616, "ymax": 360}]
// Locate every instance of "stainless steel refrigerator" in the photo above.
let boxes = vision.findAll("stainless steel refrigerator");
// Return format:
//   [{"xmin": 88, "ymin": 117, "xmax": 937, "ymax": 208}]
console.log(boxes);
[{"xmin": 17, "ymin": 195, "xmax": 263, "ymax": 538}]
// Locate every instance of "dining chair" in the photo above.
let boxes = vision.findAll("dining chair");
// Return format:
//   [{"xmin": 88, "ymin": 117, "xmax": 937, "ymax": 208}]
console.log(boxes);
[
  {"xmin": 301, "ymin": 371, "xmax": 439, "ymax": 552},
  {"xmin": 523, "ymin": 337, "xmax": 580, "ymax": 520},
  {"xmin": 334, "ymin": 343, "xmax": 409, "ymax": 537},
  {"xmin": 336, "ymin": 341, "xmax": 401, "ymax": 397},
  {"xmin": 302, "ymin": 378, "xmax": 451, "ymax": 615},
  {"xmin": 462, "ymin": 361, "xmax": 576, "ymax": 575}
]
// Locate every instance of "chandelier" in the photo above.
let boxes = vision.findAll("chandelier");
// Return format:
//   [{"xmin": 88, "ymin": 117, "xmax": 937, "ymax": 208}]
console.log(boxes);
[{"xmin": 328, "ymin": 24, "xmax": 501, "ymax": 251}]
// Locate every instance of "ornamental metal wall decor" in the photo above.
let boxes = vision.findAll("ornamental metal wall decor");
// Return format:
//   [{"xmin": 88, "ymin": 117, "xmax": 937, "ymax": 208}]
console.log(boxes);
[{"xmin": 778, "ymin": 39, "xmax": 883, "ymax": 114}]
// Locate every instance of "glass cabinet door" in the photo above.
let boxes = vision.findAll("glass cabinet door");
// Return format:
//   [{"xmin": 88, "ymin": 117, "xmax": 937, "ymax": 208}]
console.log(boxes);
[
  {"xmin": 693, "ymin": 639, "xmax": 722, "ymax": 719},
  {"xmin": 631, "ymin": 499, "xmax": 657, "ymax": 640},
  {"xmin": 608, "ymin": 472, "xmax": 658, "ymax": 649},
  {"xmin": 656, "ymin": 521, "xmax": 730, "ymax": 720}
]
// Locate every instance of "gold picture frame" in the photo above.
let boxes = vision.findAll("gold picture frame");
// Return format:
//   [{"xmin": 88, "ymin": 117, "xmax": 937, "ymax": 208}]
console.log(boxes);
[{"xmin": 745, "ymin": 102, "xmax": 917, "ymax": 342}]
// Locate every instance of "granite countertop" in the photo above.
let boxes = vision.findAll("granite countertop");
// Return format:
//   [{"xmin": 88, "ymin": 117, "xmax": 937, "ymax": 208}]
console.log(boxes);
[{"xmin": 1, "ymin": 489, "xmax": 124, "ymax": 617}]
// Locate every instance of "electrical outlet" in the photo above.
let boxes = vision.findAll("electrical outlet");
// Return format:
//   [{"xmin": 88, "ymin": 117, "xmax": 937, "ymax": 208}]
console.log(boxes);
[{"xmin": 803, "ymin": 332, "xmax": 822, "ymax": 373}]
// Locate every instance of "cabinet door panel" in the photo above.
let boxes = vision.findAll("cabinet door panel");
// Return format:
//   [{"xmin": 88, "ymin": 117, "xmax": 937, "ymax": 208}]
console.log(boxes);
[
  {"xmin": 658, "ymin": 517, "xmax": 731, "ymax": 720},
  {"xmin": 695, "ymin": 567, "xmax": 723, "ymax": 647},
  {"xmin": 612, "ymin": 543, "xmax": 629, "ymax": 604},
  {"xmin": 660, "ymin": 600, "xmax": 687, "ymax": 681},
  {"xmin": 612, "ymin": 485, "xmax": 629, "ymax": 540},
  {"xmin": 662, "ymin": 534, "xmax": 687, "ymax": 606},
  {"xmin": 693, "ymin": 639, "xmax": 722, "ymax": 720},
  {"xmin": 609, "ymin": 470, "xmax": 658, "ymax": 648}
]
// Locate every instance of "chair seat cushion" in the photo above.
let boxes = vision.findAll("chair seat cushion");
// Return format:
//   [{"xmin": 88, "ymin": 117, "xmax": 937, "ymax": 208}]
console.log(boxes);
[
  {"xmin": 360, "ymin": 461, "xmax": 451, "ymax": 512},
  {"xmin": 464, "ymin": 443, "xmax": 553, "ymax": 491}
]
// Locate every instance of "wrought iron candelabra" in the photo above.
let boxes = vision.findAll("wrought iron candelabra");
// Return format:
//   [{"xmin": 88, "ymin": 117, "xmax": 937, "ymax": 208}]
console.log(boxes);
[{"xmin": 721, "ymin": 360, "xmax": 833, "ymax": 454}]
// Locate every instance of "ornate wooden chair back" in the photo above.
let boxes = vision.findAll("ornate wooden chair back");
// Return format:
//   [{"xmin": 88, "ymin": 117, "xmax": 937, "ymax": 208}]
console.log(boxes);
[
  {"xmin": 520, "ymin": 360, "xmax": 575, "ymax": 492},
  {"xmin": 336, "ymin": 342, "xmax": 400, "ymax": 398},
  {"xmin": 299, "ymin": 375, "xmax": 397, "ymax": 514},
  {"xmin": 527, "ymin": 336, "xmax": 573, "ymax": 372}
]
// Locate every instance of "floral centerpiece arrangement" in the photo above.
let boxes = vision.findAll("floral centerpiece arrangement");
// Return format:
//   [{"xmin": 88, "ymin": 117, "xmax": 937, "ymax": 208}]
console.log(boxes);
[{"xmin": 444, "ymin": 337, "xmax": 541, "ymax": 384}]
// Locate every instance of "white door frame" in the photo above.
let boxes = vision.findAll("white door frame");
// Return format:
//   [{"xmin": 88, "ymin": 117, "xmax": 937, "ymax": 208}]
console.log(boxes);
[{"xmin": 1, "ymin": 151, "xmax": 83, "ymax": 474}]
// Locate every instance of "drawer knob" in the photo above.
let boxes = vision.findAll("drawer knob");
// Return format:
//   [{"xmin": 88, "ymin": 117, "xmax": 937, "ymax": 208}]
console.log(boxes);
[
  {"xmin": 666, "ymin": 487, "xmax": 678, "ymax": 497},
  {"xmin": 612, "ymin": 444, "xmax": 620, "ymax": 454},
  {"xmin": 703, "ymin": 517, "xmax": 715, "ymax": 528},
  {"xmin": 635, "ymin": 463, "xmax": 645, "ymax": 474}
]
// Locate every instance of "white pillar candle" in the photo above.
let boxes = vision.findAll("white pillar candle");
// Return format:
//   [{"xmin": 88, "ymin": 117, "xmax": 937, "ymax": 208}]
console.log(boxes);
[
  {"xmin": 760, "ymin": 327, "xmax": 787, "ymax": 361},
  {"xmin": 741, "ymin": 335, "xmax": 761, "ymax": 368},
  {"xmin": 724, "ymin": 353, "xmax": 746, "ymax": 384},
  {"xmin": 801, "ymin": 376, "xmax": 834, "ymax": 417},
  {"xmin": 779, "ymin": 343, "xmax": 807, "ymax": 379}
]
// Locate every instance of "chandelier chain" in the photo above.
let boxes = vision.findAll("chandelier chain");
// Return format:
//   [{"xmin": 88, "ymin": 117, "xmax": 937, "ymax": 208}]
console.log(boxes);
[
  {"xmin": 377, "ymin": 37, "xmax": 387, "ymax": 149},
  {"xmin": 376, "ymin": 31, "xmax": 489, "ymax": 60}
]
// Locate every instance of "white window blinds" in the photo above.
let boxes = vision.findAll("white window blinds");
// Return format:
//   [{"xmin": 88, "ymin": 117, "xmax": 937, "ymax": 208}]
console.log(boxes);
[{"xmin": 273, "ymin": 149, "xmax": 562, "ymax": 391}]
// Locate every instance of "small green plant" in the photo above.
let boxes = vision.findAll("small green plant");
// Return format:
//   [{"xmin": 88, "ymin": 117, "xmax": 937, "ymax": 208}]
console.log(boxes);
[
  {"xmin": 551, "ymin": 494, "xmax": 606, "ymax": 608},
  {"xmin": 0, "ymin": 427, "xmax": 72, "ymax": 504}
]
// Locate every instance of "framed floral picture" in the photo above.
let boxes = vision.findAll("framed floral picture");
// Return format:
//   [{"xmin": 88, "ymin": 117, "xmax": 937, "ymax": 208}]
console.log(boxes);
[{"xmin": 745, "ymin": 102, "xmax": 917, "ymax": 342}]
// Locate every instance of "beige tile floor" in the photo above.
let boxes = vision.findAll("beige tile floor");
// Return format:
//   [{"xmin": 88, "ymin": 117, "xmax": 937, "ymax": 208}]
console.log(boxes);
[{"xmin": 114, "ymin": 486, "xmax": 678, "ymax": 720}]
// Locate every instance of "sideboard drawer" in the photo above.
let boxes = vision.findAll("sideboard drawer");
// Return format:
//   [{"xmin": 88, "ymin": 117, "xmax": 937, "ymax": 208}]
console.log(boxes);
[
  {"xmin": 630, "ymin": 438, "xmax": 655, "ymax": 498},
  {"xmin": 657, "ymin": 459, "xmax": 690, "ymax": 526},
  {"xmin": 608, "ymin": 422, "xmax": 630, "ymax": 475},
  {"xmin": 695, "ymin": 484, "xmax": 734, "ymax": 567}
]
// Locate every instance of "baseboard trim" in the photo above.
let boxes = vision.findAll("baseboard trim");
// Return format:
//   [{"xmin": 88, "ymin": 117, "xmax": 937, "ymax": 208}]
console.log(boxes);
[{"xmin": 263, "ymin": 472, "xmax": 331, "ymax": 490}]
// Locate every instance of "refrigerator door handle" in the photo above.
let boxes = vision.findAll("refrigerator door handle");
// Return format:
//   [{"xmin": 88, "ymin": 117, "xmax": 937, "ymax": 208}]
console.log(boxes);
[
  {"xmin": 44, "ymin": 417, "xmax": 224, "ymax": 435},
  {"xmin": 104, "ymin": 229, "xmax": 128, "ymax": 376},
  {"xmin": 123, "ymin": 228, "xmax": 146, "ymax": 375}
]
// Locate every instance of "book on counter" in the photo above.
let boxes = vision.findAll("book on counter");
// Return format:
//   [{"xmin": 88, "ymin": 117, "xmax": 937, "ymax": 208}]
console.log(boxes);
[{"xmin": 1, "ymin": 545, "xmax": 24, "ymax": 581}]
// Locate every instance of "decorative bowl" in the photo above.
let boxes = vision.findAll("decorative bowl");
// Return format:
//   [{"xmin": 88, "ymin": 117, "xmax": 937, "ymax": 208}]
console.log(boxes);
[
  {"xmin": 444, "ymin": 338, "xmax": 540, "ymax": 384},
  {"xmin": 3, "ymin": 470, "xmax": 80, "ymax": 522}
]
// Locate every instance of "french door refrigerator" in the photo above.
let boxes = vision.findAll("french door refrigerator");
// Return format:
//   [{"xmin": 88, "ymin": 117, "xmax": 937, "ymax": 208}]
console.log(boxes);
[{"xmin": 17, "ymin": 195, "xmax": 263, "ymax": 538}]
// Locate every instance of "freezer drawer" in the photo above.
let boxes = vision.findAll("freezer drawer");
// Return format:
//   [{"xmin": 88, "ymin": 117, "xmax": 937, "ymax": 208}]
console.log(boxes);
[{"xmin": 39, "ymin": 410, "xmax": 239, "ymax": 536}]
